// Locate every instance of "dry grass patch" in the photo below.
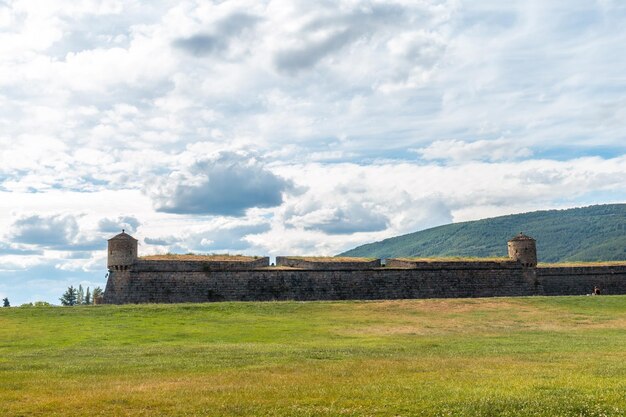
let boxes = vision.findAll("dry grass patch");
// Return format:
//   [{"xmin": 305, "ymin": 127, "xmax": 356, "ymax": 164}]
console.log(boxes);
[
  {"xmin": 391, "ymin": 257, "xmax": 512, "ymax": 262},
  {"xmin": 282, "ymin": 256, "xmax": 378, "ymax": 262},
  {"xmin": 140, "ymin": 254, "xmax": 262, "ymax": 261},
  {"xmin": 333, "ymin": 298, "xmax": 626, "ymax": 336},
  {"xmin": 539, "ymin": 261, "xmax": 626, "ymax": 267}
]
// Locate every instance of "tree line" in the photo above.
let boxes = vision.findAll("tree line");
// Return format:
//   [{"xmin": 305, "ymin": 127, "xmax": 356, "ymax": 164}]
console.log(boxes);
[
  {"xmin": 0, "ymin": 285, "xmax": 104, "ymax": 308},
  {"xmin": 59, "ymin": 285, "xmax": 104, "ymax": 306}
]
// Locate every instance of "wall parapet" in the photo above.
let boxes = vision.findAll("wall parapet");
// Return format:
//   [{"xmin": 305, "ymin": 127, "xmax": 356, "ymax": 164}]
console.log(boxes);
[
  {"xmin": 385, "ymin": 258, "xmax": 520, "ymax": 270},
  {"xmin": 276, "ymin": 256, "xmax": 381, "ymax": 270},
  {"xmin": 537, "ymin": 265, "xmax": 626, "ymax": 296},
  {"xmin": 133, "ymin": 257, "xmax": 270, "ymax": 272},
  {"xmin": 537, "ymin": 265, "xmax": 626, "ymax": 275}
]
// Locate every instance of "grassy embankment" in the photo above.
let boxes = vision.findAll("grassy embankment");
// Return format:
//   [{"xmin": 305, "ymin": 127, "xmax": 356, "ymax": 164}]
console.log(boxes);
[{"xmin": 1, "ymin": 296, "xmax": 625, "ymax": 416}]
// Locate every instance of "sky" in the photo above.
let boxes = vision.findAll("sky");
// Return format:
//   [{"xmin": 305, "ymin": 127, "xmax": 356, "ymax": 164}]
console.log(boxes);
[{"xmin": 1, "ymin": 0, "xmax": 626, "ymax": 305}]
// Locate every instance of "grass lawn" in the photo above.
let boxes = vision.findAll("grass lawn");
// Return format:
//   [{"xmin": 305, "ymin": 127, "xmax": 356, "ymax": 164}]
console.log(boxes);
[{"xmin": 1, "ymin": 296, "xmax": 625, "ymax": 416}]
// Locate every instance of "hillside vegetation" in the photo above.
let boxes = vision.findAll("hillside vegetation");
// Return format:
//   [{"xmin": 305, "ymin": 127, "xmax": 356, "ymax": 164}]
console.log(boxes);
[
  {"xmin": 1, "ymin": 298, "xmax": 625, "ymax": 416},
  {"xmin": 340, "ymin": 204, "xmax": 626, "ymax": 262}
]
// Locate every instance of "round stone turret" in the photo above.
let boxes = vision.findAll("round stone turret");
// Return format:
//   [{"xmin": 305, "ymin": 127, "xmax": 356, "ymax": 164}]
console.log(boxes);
[
  {"xmin": 107, "ymin": 231, "xmax": 138, "ymax": 270},
  {"xmin": 507, "ymin": 232, "xmax": 537, "ymax": 268}
]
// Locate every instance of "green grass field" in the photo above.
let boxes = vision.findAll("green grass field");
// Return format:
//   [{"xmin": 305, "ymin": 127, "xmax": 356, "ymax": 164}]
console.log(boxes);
[{"xmin": 1, "ymin": 296, "xmax": 625, "ymax": 416}]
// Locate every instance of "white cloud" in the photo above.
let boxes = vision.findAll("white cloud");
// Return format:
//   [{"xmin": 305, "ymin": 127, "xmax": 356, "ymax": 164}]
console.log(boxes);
[
  {"xmin": 98, "ymin": 216, "xmax": 141, "ymax": 234},
  {"xmin": 415, "ymin": 138, "xmax": 533, "ymax": 162},
  {"xmin": 10, "ymin": 214, "xmax": 80, "ymax": 247},
  {"xmin": 145, "ymin": 151, "xmax": 293, "ymax": 216},
  {"xmin": 0, "ymin": 255, "xmax": 44, "ymax": 272}
]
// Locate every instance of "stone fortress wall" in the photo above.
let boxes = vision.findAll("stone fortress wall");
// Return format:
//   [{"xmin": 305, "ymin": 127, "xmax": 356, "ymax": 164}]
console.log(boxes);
[
  {"xmin": 103, "ymin": 232, "xmax": 626, "ymax": 304},
  {"xmin": 275, "ymin": 256, "xmax": 382, "ymax": 270}
]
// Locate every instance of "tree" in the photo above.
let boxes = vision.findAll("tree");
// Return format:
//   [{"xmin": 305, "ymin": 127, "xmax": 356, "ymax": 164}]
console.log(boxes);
[
  {"xmin": 2, "ymin": 297, "xmax": 9, "ymax": 307},
  {"xmin": 92, "ymin": 287, "xmax": 103, "ymax": 304},
  {"xmin": 77, "ymin": 284, "xmax": 84, "ymax": 305},
  {"xmin": 60, "ymin": 286, "xmax": 77, "ymax": 306},
  {"xmin": 84, "ymin": 287, "xmax": 91, "ymax": 305}
]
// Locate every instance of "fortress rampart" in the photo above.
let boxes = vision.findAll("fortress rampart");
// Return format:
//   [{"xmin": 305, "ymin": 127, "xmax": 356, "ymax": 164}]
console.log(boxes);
[
  {"xmin": 103, "ymin": 232, "xmax": 626, "ymax": 304},
  {"xmin": 537, "ymin": 265, "xmax": 626, "ymax": 295},
  {"xmin": 133, "ymin": 257, "xmax": 270, "ymax": 272},
  {"xmin": 384, "ymin": 258, "xmax": 519, "ymax": 269},
  {"xmin": 275, "ymin": 256, "xmax": 382, "ymax": 270}
]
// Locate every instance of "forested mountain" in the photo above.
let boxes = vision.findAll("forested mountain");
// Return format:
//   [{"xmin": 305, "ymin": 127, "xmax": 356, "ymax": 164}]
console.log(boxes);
[{"xmin": 339, "ymin": 204, "xmax": 626, "ymax": 263}]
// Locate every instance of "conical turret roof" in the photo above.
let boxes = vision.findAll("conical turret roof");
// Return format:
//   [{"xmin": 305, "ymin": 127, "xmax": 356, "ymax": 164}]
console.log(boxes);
[
  {"xmin": 508, "ymin": 232, "xmax": 535, "ymax": 242},
  {"xmin": 108, "ymin": 230, "xmax": 137, "ymax": 241}
]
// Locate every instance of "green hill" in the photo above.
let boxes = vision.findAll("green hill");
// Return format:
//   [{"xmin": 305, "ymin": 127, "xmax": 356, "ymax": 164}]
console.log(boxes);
[{"xmin": 339, "ymin": 204, "xmax": 626, "ymax": 262}]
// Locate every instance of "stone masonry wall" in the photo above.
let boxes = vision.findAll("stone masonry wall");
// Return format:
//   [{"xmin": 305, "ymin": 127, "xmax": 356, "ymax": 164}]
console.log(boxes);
[
  {"xmin": 104, "ymin": 265, "xmax": 540, "ymax": 304},
  {"xmin": 536, "ymin": 266, "xmax": 626, "ymax": 296},
  {"xmin": 104, "ymin": 268, "xmax": 131, "ymax": 303},
  {"xmin": 103, "ymin": 260, "xmax": 626, "ymax": 304}
]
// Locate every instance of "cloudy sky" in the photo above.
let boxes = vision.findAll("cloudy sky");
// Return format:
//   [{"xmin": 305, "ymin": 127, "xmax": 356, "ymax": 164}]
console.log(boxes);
[{"xmin": 2, "ymin": 0, "xmax": 626, "ymax": 304}]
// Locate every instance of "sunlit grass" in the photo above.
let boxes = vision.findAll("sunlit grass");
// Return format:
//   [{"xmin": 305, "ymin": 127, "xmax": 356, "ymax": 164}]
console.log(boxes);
[
  {"xmin": 390, "ymin": 256, "xmax": 512, "ymax": 262},
  {"xmin": 538, "ymin": 261, "xmax": 626, "ymax": 267},
  {"xmin": 1, "ymin": 296, "xmax": 625, "ymax": 416},
  {"xmin": 282, "ymin": 256, "xmax": 378, "ymax": 262}
]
